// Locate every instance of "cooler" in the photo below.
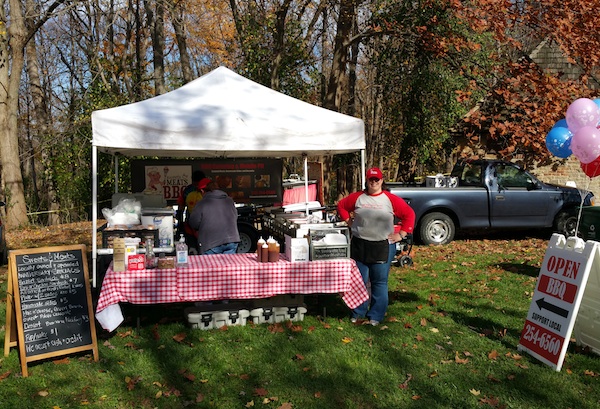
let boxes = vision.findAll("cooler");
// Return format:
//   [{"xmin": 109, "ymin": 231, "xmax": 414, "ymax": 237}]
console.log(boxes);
[{"xmin": 141, "ymin": 208, "xmax": 174, "ymax": 247}]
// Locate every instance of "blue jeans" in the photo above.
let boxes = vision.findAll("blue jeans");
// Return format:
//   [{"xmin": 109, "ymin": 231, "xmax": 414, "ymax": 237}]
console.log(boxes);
[
  {"xmin": 203, "ymin": 242, "xmax": 238, "ymax": 255},
  {"xmin": 352, "ymin": 243, "xmax": 395, "ymax": 322}
]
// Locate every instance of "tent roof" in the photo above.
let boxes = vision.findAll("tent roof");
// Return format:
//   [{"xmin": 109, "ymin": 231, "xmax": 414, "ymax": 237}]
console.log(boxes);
[{"xmin": 91, "ymin": 66, "xmax": 365, "ymax": 158}]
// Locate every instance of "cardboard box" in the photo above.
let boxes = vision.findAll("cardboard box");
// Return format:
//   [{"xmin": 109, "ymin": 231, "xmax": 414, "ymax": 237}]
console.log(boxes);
[
  {"xmin": 127, "ymin": 254, "xmax": 146, "ymax": 270},
  {"xmin": 284, "ymin": 235, "xmax": 309, "ymax": 262}
]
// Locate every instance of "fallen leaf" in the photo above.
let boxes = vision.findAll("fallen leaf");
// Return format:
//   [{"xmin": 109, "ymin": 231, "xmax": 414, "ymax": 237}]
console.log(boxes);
[
  {"xmin": 488, "ymin": 350, "xmax": 499, "ymax": 360},
  {"xmin": 294, "ymin": 354, "xmax": 304, "ymax": 361},
  {"xmin": 479, "ymin": 395, "xmax": 501, "ymax": 406},
  {"xmin": 245, "ymin": 400, "xmax": 254, "ymax": 407},
  {"xmin": 254, "ymin": 388, "xmax": 268, "ymax": 396},
  {"xmin": 429, "ymin": 371, "xmax": 438, "ymax": 378},
  {"xmin": 416, "ymin": 334, "xmax": 424, "ymax": 341},
  {"xmin": 117, "ymin": 330, "xmax": 133, "ymax": 338},
  {"xmin": 196, "ymin": 393, "xmax": 204, "ymax": 402},
  {"xmin": 53, "ymin": 357, "xmax": 70, "ymax": 365},
  {"xmin": 38, "ymin": 390, "xmax": 49, "ymax": 397},
  {"xmin": 277, "ymin": 402, "xmax": 293, "ymax": 409},
  {"xmin": 124, "ymin": 342, "xmax": 139, "ymax": 350},
  {"xmin": 487, "ymin": 374, "xmax": 501, "ymax": 383},
  {"xmin": 0, "ymin": 371, "xmax": 11, "ymax": 380},
  {"xmin": 470, "ymin": 389, "xmax": 480, "ymax": 396},
  {"xmin": 404, "ymin": 322, "xmax": 413, "ymax": 329},
  {"xmin": 398, "ymin": 373, "xmax": 413, "ymax": 389},
  {"xmin": 342, "ymin": 337, "xmax": 353, "ymax": 343},
  {"xmin": 430, "ymin": 328, "xmax": 439, "ymax": 333},
  {"xmin": 173, "ymin": 333, "xmax": 187, "ymax": 343},
  {"xmin": 411, "ymin": 395, "xmax": 421, "ymax": 400},
  {"xmin": 314, "ymin": 392, "xmax": 322, "ymax": 398},
  {"xmin": 584, "ymin": 370, "xmax": 599, "ymax": 377},
  {"xmin": 268, "ymin": 323, "xmax": 285, "ymax": 333},
  {"xmin": 152, "ymin": 324, "xmax": 160, "ymax": 340},
  {"xmin": 455, "ymin": 352, "xmax": 469, "ymax": 364}
]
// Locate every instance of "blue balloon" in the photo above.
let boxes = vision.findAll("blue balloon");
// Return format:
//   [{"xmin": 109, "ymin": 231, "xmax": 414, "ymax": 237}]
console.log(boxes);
[
  {"xmin": 594, "ymin": 98, "xmax": 600, "ymax": 113},
  {"xmin": 545, "ymin": 126, "xmax": 573, "ymax": 158},
  {"xmin": 552, "ymin": 118, "xmax": 568, "ymax": 129}
]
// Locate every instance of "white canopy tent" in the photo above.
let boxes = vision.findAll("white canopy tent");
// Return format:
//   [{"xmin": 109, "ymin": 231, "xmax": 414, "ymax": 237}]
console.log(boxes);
[{"xmin": 91, "ymin": 66, "xmax": 366, "ymax": 285}]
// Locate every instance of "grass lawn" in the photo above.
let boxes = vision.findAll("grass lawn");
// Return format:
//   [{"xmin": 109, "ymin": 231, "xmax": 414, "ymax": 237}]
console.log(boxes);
[{"xmin": 1, "ymin": 224, "xmax": 599, "ymax": 408}]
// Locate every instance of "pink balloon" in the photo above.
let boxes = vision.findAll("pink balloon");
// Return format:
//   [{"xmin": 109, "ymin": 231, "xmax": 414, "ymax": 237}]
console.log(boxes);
[
  {"xmin": 571, "ymin": 126, "xmax": 600, "ymax": 164},
  {"xmin": 566, "ymin": 98, "xmax": 600, "ymax": 133}
]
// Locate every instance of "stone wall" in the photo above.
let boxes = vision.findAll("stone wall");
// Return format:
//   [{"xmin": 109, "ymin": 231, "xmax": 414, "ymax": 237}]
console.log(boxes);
[{"xmin": 531, "ymin": 156, "xmax": 600, "ymax": 196}]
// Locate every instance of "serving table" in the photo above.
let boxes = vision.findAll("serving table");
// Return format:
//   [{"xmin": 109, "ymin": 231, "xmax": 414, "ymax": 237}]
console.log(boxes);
[{"xmin": 95, "ymin": 253, "xmax": 368, "ymax": 331}]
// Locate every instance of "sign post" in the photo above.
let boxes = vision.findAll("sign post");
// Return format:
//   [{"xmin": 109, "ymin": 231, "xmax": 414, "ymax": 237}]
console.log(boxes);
[
  {"xmin": 518, "ymin": 234, "xmax": 599, "ymax": 371},
  {"xmin": 4, "ymin": 245, "xmax": 99, "ymax": 377}
]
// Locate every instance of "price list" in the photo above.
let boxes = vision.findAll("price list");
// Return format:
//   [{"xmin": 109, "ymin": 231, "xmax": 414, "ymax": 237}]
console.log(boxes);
[{"xmin": 15, "ymin": 249, "xmax": 93, "ymax": 357}]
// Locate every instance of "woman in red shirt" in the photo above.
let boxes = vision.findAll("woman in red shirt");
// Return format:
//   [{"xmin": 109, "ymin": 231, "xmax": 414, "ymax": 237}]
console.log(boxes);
[{"xmin": 337, "ymin": 167, "xmax": 415, "ymax": 325}]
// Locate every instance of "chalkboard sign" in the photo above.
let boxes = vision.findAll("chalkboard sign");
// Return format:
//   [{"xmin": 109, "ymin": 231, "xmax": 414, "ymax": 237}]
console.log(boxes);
[
  {"xmin": 310, "ymin": 245, "xmax": 350, "ymax": 260},
  {"xmin": 5, "ymin": 245, "xmax": 99, "ymax": 377}
]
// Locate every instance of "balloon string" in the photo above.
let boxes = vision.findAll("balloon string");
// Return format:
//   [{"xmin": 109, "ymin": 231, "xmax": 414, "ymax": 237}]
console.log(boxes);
[{"xmin": 577, "ymin": 171, "xmax": 597, "ymax": 238}]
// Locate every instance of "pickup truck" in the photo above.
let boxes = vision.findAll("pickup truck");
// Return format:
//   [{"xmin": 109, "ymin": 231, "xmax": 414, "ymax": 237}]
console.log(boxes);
[{"xmin": 388, "ymin": 159, "xmax": 595, "ymax": 245}]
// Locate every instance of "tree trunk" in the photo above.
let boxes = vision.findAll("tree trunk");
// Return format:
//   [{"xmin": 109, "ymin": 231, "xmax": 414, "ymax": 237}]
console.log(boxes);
[
  {"xmin": 169, "ymin": 1, "xmax": 193, "ymax": 83},
  {"xmin": 0, "ymin": 0, "xmax": 29, "ymax": 228},
  {"xmin": 147, "ymin": 0, "xmax": 166, "ymax": 95},
  {"xmin": 322, "ymin": 0, "xmax": 357, "ymax": 203}
]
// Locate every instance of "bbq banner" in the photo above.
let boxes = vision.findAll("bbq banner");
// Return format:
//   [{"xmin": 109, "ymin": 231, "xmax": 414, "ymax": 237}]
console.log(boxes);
[{"xmin": 131, "ymin": 159, "xmax": 283, "ymax": 204}]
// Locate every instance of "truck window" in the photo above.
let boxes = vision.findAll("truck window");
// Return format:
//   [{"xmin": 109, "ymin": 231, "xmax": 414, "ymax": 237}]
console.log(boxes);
[
  {"xmin": 461, "ymin": 164, "xmax": 482, "ymax": 186},
  {"xmin": 496, "ymin": 164, "xmax": 530, "ymax": 188}
]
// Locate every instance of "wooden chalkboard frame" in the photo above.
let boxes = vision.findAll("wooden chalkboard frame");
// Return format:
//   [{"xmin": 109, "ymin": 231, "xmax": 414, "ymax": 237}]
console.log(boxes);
[{"xmin": 5, "ymin": 245, "xmax": 99, "ymax": 377}]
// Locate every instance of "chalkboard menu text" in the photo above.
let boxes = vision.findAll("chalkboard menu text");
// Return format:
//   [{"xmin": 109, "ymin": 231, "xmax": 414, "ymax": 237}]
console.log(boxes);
[{"xmin": 4, "ymin": 245, "xmax": 99, "ymax": 377}]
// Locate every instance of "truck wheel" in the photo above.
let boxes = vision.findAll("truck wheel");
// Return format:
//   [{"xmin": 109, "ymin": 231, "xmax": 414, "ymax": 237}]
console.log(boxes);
[
  {"xmin": 419, "ymin": 212, "xmax": 455, "ymax": 245},
  {"xmin": 237, "ymin": 224, "xmax": 258, "ymax": 253},
  {"xmin": 554, "ymin": 211, "xmax": 578, "ymax": 238}
]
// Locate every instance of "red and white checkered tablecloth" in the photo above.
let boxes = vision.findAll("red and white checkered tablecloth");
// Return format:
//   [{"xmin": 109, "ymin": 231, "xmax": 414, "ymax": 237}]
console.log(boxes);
[{"xmin": 96, "ymin": 254, "xmax": 368, "ymax": 316}]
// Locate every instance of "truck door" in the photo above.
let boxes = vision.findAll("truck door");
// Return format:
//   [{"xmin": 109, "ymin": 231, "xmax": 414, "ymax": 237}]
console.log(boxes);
[{"xmin": 489, "ymin": 163, "xmax": 550, "ymax": 228}]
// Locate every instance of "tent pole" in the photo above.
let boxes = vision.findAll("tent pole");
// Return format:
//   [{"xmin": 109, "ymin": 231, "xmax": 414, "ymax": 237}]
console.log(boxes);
[
  {"xmin": 304, "ymin": 154, "xmax": 309, "ymax": 215},
  {"xmin": 114, "ymin": 154, "xmax": 119, "ymax": 193},
  {"xmin": 360, "ymin": 149, "xmax": 366, "ymax": 189},
  {"xmin": 92, "ymin": 145, "xmax": 98, "ymax": 288}
]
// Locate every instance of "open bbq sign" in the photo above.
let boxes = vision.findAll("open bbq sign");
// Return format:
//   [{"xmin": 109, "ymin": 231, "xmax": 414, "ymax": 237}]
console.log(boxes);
[{"xmin": 518, "ymin": 234, "xmax": 599, "ymax": 371}]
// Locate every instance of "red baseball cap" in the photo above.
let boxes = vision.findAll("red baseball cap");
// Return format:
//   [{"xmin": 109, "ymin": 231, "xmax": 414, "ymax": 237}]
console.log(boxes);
[
  {"xmin": 366, "ymin": 167, "xmax": 383, "ymax": 179},
  {"xmin": 197, "ymin": 177, "xmax": 212, "ymax": 189}
]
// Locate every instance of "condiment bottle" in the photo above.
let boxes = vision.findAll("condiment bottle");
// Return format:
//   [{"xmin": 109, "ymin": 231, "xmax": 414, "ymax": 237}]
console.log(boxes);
[
  {"xmin": 268, "ymin": 240, "xmax": 280, "ymax": 262},
  {"xmin": 145, "ymin": 238, "xmax": 156, "ymax": 269},
  {"xmin": 256, "ymin": 237, "xmax": 266, "ymax": 261},
  {"xmin": 261, "ymin": 243, "xmax": 269, "ymax": 263}
]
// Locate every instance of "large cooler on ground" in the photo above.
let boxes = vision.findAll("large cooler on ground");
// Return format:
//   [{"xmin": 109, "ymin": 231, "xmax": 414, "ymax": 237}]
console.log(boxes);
[{"xmin": 579, "ymin": 206, "xmax": 600, "ymax": 241}]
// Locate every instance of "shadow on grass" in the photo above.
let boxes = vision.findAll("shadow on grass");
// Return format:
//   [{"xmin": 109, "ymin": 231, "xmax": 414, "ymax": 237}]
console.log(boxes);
[{"xmin": 495, "ymin": 262, "xmax": 541, "ymax": 277}]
